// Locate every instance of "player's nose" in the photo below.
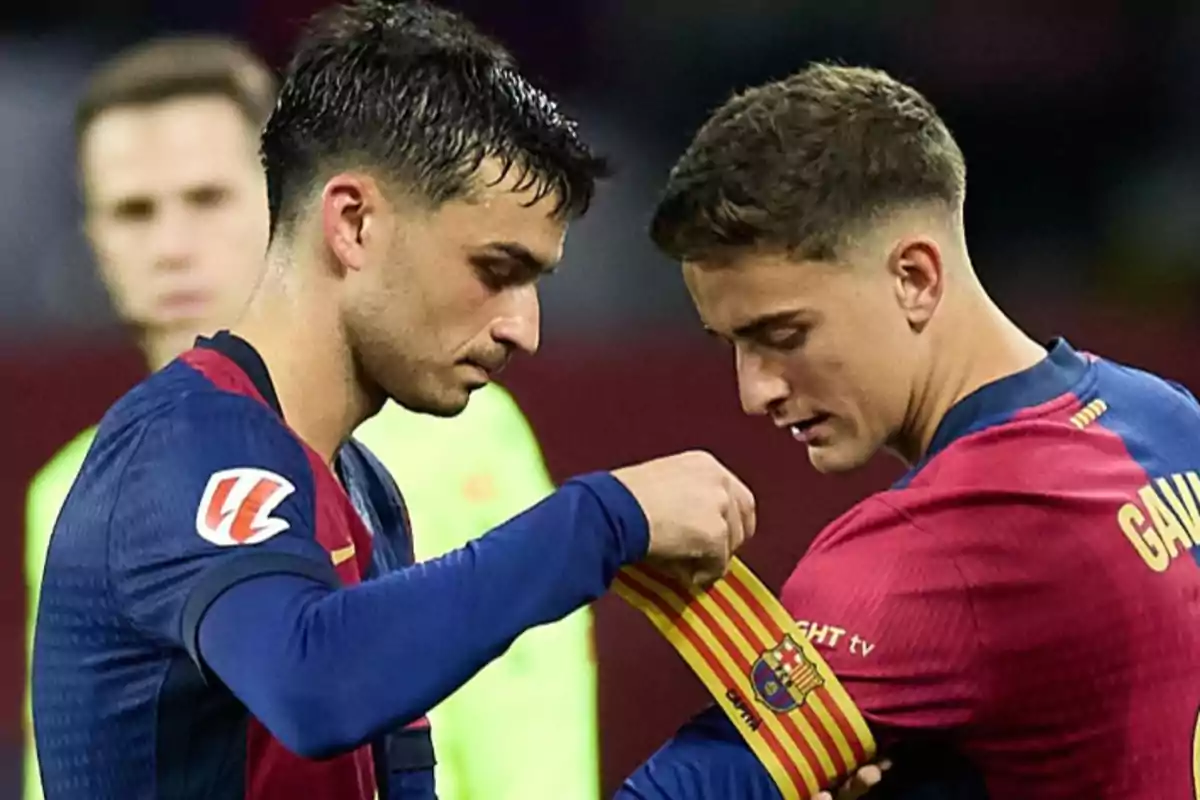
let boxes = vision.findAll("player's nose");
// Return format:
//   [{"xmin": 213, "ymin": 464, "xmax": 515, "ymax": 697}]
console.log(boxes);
[
  {"xmin": 492, "ymin": 284, "xmax": 540, "ymax": 356},
  {"xmin": 150, "ymin": 208, "xmax": 198, "ymax": 271},
  {"xmin": 736, "ymin": 346, "xmax": 789, "ymax": 416}
]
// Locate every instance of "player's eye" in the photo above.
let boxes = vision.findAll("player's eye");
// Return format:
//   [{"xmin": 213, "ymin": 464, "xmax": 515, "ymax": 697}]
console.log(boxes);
[
  {"xmin": 472, "ymin": 257, "xmax": 530, "ymax": 290},
  {"xmin": 185, "ymin": 185, "xmax": 230, "ymax": 209},
  {"xmin": 761, "ymin": 327, "xmax": 808, "ymax": 351},
  {"xmin": 112, "ymin": 198, "xmax": 155, "ymax": 222}
]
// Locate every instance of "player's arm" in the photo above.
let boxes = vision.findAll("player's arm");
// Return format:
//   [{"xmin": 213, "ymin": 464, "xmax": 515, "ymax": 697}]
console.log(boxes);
[
  {"xmin": 619, "ymin": 498, "xmax": 985, "ymax": 798},
  {"xmin": 196, "ymin": 473, "xmax": 639, "ymax": 760},
  {"xmin": 110, "ymin": 394, "xmax": 649, "ymax": 760},
  {"xmin": 616, "ymin": 706, "xmax": 782, "ymax": 799}
]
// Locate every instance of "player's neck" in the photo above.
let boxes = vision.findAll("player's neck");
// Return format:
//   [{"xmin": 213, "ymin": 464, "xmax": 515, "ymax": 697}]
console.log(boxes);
[
  {"xmin": 233, "ymin": 267, "xmax": 377, "ymax": 466},
  {"xmin": 904, "ymin": 291, "xmax": 1047, "ymax": 465}
]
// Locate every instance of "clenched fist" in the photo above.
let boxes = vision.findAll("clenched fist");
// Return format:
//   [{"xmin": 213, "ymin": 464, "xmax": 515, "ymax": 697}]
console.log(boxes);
[{"xmin": 611, "ymin": 451, "xmax": 756, "ymax": 586}]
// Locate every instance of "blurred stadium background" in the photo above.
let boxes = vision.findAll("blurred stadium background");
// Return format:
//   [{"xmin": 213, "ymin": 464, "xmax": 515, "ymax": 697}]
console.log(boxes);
[{"xmin": 3, "ymin": 0, "xmax": 1200, "ymax": 795}]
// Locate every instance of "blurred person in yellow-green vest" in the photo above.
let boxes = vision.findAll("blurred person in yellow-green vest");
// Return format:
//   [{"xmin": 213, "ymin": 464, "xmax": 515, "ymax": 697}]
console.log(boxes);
[{"xmin": 25, "ymin": 34, "xmax": 597, "ymax": 800}]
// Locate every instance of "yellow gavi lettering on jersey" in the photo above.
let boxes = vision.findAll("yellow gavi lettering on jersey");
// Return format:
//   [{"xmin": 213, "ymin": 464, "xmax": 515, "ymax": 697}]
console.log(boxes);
[{"xmin": 1118, "ymin": 470, "xmax": 1200, "ymax": 573}]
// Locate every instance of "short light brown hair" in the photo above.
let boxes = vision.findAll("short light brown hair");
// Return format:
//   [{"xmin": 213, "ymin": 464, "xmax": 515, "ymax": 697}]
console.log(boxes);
[
  {"xmin": 76, "ymin": 36, "xmax": 277, "ymax": 141},
  {"xmin": 650, "ymin": 63, "xmax": 967, "ymax": 263}
]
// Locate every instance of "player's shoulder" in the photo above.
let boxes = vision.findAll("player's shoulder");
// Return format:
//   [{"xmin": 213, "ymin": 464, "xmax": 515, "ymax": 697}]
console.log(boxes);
[
  {"xmin": 1089, "ymin": 350, "xmax": 1199, "ymax": 404},
  {"xmin": 102, "ymin": 370, "xmax": 322, "ymax": 554},
  {"xmin": 787, "ymin": 495, "xmax": 925, "ymax": 607},
  {"xmin": 791, "ymin": 486, "xmax": 987, "ymax": 601},
  {"xmin": 803, "ymin": 493, "xmax": 918, "ymax": 555},
  {"xmin": 900, "ymin": 349, "xmax": 1200, "ymax": 493},
  {"xmin": 781, "ymin": 498, "xmax": 885, "ymax": 600},
  {"xmin": 94, "ymin": 361, "xmax": 314, "ymax": 501},
  {"xmin": 791, "ymin": 345, "xmax": 1200, "ymax": 583},
  {"xmin": 110, "ymin": 361, "xmax": 286, "ymax": 444},
  {"xmin": 1086, "ymin": 351, "xmax": 1200, "ymax": 432},
  {"xmin": 782, "ymin": 490, "xmax": 981, "ymax": 689}
]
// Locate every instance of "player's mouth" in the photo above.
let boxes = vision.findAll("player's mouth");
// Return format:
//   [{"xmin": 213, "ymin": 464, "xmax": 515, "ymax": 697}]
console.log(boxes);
[
  {"xmin": 463, "ymin": 356, "xmax": 509, "ymax": 383},
  {"xmin": 156, "ymin": 290, "xmax": 213, "ymax": 319},
  {"xmin": 789, "ymin": 414, "xmax": 832, "ymax": 443}
]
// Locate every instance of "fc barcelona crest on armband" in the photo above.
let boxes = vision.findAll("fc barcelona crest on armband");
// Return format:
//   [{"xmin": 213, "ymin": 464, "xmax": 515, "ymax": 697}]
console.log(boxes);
[{"xmin": 750, "ymin": 634, "xmax": 824, "ymax": 713}]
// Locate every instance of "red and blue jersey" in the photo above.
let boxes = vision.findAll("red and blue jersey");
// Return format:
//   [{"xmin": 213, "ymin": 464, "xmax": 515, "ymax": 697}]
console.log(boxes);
[
  {"xmin": 33, "ymin": 331, "xmax": 648, "ymax": 800},
  {"xmin": 621, "ymin": 339, "xmax": 1200, "ymax": 799}
]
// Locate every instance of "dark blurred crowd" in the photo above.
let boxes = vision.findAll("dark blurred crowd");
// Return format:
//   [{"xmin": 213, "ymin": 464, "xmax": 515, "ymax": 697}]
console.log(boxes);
[{"xmin": 1, "ymin": 0, "xmax": 1198, "ymax": 343}]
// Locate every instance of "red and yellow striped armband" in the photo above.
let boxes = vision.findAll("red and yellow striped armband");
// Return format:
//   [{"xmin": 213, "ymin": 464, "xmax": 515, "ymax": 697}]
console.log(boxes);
[{"xmin": 614, "ymin": 559, "xmax": 876, "ymax": 799}]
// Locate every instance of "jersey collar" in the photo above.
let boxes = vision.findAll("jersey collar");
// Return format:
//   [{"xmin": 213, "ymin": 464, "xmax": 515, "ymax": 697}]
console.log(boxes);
[
  {"xmin": 898, "ymin": 338, "xmax": 1089, "ymax": 486},
  {"xmin": 194, "ymin": 330, "xmax": 285, "ymax": 417}
]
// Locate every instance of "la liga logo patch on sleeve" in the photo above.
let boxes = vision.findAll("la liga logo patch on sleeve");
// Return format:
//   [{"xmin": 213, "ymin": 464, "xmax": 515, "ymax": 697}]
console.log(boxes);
[{"xmin": 195, "ymin": 467, "xmax": 296, "ymax": 546}]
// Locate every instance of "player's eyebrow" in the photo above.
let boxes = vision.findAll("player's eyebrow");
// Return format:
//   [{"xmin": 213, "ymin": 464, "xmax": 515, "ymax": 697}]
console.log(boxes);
[
  {"xmin": 729, "ymin": 310, "xmax": 814, "ymax": 340},
  {"xmin": 481, "ymin": 241, "xmax": 556, "ymax": 274}
]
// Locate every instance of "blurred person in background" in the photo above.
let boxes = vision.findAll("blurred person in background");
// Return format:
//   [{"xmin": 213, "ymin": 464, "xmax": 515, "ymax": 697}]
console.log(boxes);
[{"xmin": 24, "ymin": 31, "xmax": 598, "ymax": 800}]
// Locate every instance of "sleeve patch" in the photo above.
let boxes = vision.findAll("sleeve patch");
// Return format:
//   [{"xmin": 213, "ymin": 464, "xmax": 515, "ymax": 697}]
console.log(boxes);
[{"xmin": 195, "ymin": 468, "xmax": 297, "ymax": 546}]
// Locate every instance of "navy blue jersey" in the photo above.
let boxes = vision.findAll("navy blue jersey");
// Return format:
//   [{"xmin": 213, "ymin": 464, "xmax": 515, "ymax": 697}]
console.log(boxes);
[{"xmin": 33, "ymin": 331, "xmax": 648, "ymax": 800}]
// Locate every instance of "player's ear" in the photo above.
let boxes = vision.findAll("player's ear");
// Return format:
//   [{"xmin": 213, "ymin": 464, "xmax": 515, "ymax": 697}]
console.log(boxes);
[
  {"xmin": 887, "ymin": 236, "xmax": 943, "ymax": 330},
  {"xmin": 320, "ymin": 173, "xmax": 383, "ymax": 275}
]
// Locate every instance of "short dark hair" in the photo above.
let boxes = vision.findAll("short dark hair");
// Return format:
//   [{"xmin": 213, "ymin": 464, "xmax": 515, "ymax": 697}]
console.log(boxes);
[
  {"xmin": 76, "ymin": 37, "xmax": 277, "ymax": 141},
  {"xmin": 261, "ymin": 0, "xmax": 607, "ymax": 237},
  {"xmin": 650, "ymin": 63, "xmax": 967, "ymax": 263}
]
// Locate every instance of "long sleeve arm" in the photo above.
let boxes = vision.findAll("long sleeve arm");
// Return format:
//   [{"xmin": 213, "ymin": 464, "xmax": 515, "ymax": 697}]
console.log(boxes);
[{"xmin": 196, "ymin": 473, "xmax": 646, "ymax": 758}]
